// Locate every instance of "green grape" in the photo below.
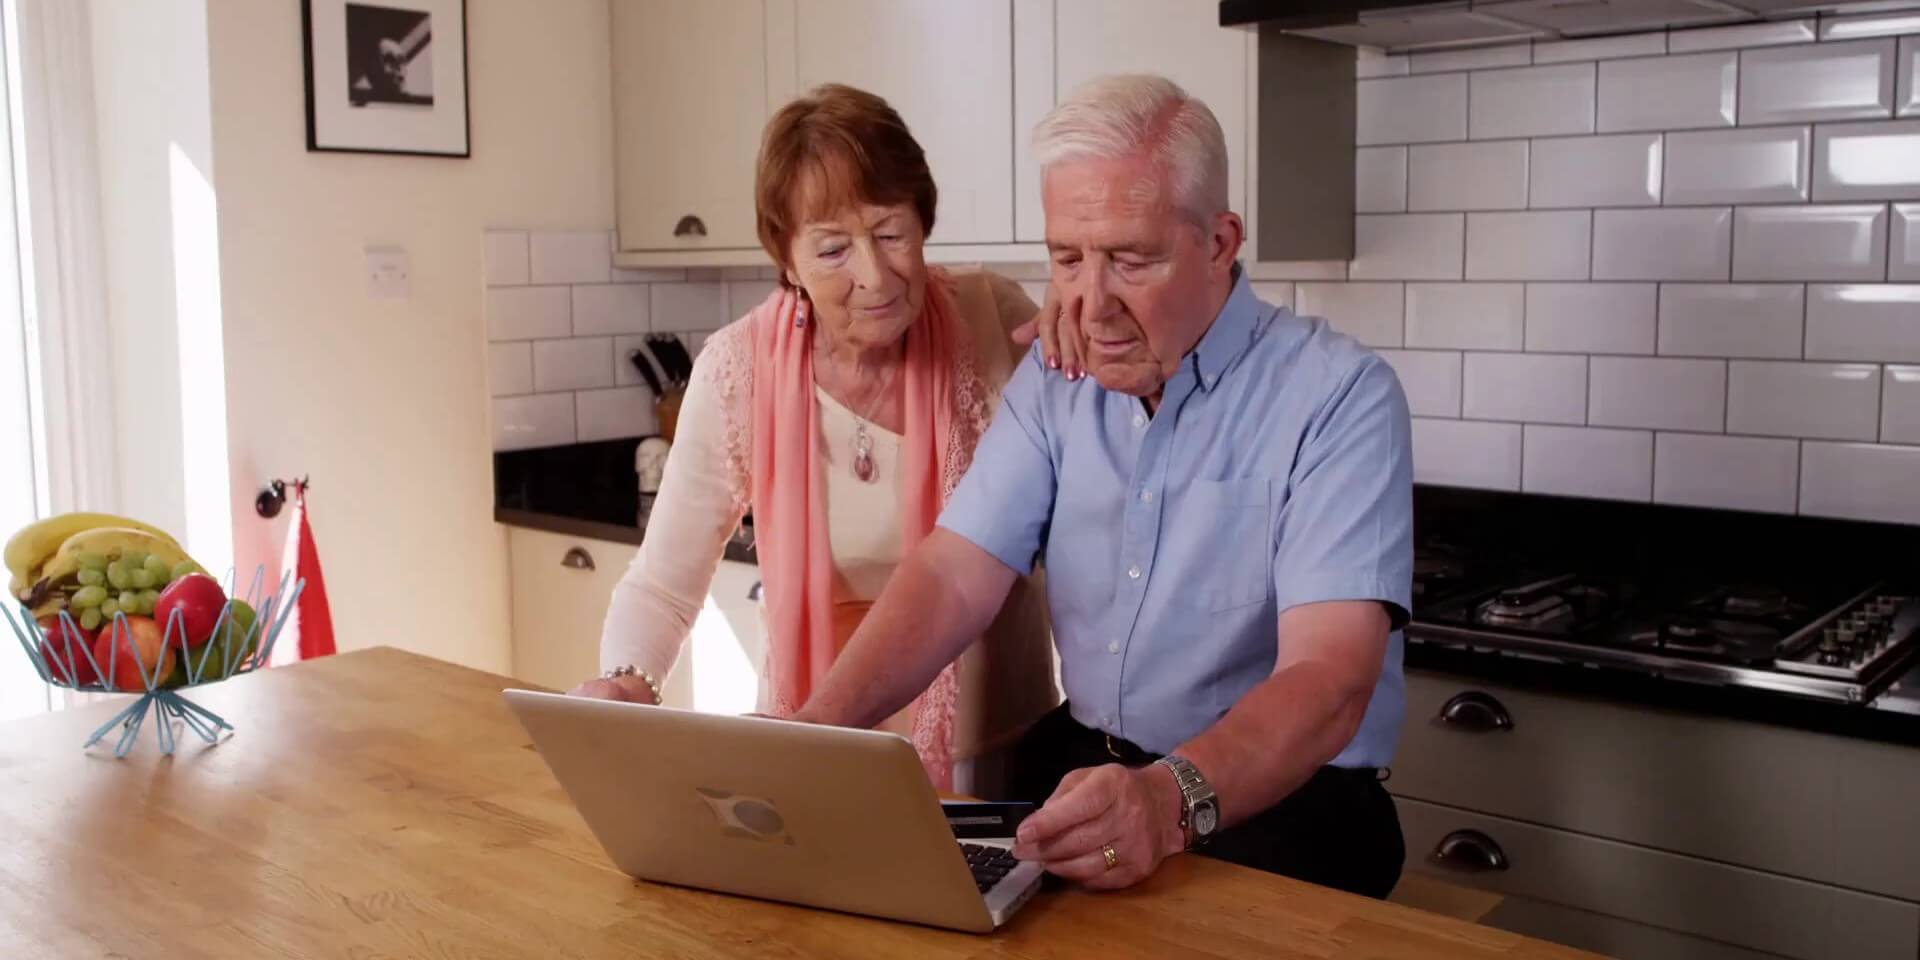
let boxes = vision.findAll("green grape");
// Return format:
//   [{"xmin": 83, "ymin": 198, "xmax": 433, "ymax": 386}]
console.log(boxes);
[
  {"xmin": 100, "ymin": 598, "xmax": 120, "ymax": 619},
  {"xmin": 79, "ymin": 607, "xmax": 103, "ymax": 632},
  {"xmin": 121, "ymin": 551, "xmax": 147, "ymax": 573},
  {"xmin": 129, "ymin": 568, "xmax": 156, "ymax": 590},
  {"xmin": 118, "ymin": 590, "xmax": 140, "ymax": 613},
  {"xmin": 70, "ymin": 585, "xmax": 108, "ymax": 609},
  {"xmin": 77, "ymin": 568, "xmax": 106, "ymax": 587},
  {"xmin": 75, "ymin": 551, "xmax": 109, "ymax": 571},
  {"xmin": 142, "ymin": 555, "xmax": 170, "ymax": 580},
  {"xmin": 136, "ymin": 590, "xmax": 160, "ymax": 616},
  {"xmin": 106, "ymin": 561, "xmax": 132, "ymax": 591},
  {"xmin": 171, "ymin": 561, "xmax": 201, "ymax": 581}
]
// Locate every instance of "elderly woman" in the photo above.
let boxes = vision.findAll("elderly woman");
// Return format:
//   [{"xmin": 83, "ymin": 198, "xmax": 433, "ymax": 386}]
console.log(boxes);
[{"xmin": 570, "ymin": 84, "xmax": 1058, "ymax": 795}]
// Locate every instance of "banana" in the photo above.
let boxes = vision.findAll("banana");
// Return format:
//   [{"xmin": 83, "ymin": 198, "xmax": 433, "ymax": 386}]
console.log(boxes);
[
  {"xmin": 35, "ymin": 527, "xmax": 194, "ymax": 592},
  {"xmin": 6, "ymin": 513, "xmax": 181, "ymax": 599}
]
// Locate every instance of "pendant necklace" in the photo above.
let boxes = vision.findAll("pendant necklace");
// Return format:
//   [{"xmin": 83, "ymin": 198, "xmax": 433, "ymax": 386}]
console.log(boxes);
[{"xmin": 847, "ymin": 361, "xmax": 898, "ymax": 484}]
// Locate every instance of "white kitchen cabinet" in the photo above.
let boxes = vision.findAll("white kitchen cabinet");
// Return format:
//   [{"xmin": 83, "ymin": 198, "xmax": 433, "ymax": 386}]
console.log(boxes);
[
  {"xmin": 505, "ymin": 526, "xmax": 692, "ymax": 707},
  {"xmin": 1028, "ymin": 0, "xmax": 1251, "ymax": 235},
  {"xmin": 611, "ymin": 0, "xmax": 769, "ymax": 253},
  {"xmin": 784, "ymin": 0, "xmax": 1016, "ymax": 245}
]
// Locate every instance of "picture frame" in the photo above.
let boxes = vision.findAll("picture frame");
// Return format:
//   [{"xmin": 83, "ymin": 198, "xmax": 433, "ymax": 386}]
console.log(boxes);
[{"xmin": 300, "ymin": 0, "xmax": 470, "ymax": 157}]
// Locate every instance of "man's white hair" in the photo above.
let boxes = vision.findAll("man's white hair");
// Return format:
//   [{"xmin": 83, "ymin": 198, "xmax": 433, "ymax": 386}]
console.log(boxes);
[{"xmin": 1031, "ymin": 73, "xmax": 1229, "ymax": 224}]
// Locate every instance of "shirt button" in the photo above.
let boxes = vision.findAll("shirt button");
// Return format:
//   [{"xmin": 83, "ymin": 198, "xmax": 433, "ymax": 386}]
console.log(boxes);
[
  {"xmin": 1133, "ymin": 414, "xmax": 1146, "ymax": 428},
  {"xmin": 1127, "ymin": 565, "xmax": 1141, "ymax": 580},
  {"xmin": 1139, "ymin": 489, "xmax": 1153, "ymax": 504},
  {"xmin": 1107, "ymin": 641, "xmax": 1120, "ymax": 655}
]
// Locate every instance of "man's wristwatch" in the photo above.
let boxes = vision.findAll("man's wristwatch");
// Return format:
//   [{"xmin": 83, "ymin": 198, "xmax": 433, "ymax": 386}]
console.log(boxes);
[{"xmin": 1155, "ymin": 754, "xmax": 1219, "ymax": 848}]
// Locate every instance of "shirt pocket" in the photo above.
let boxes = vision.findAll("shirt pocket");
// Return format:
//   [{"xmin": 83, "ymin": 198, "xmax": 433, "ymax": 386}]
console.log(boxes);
[{"xmin": 1171, "ymin": 478, "xmax": 1273, "ymax": 613}]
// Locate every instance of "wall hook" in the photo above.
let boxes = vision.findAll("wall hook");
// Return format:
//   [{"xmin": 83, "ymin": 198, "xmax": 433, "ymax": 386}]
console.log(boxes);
[{"xmin": 255, "ymin": 476, "xmax": 309, "ymax": 519}]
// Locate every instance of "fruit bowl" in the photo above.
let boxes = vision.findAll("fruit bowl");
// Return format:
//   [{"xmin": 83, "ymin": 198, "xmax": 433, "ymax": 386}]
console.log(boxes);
[{"xmin": 3, "ymin": 566, "xmax": 304, "ymax": 757}]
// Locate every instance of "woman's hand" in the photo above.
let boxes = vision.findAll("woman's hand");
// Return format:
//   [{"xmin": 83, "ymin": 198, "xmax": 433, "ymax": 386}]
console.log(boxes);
[
  {"xmin": 567, "ymin": 675, "xmax": 662, "ymax": 705},
  {"xmin": 1010, "ymin": 286, "xmax": 1088, "ymax": 381}
]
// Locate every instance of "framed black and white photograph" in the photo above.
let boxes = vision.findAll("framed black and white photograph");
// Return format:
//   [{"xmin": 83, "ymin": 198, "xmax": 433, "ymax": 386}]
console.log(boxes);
[{"xmin": 301, "ymin": 0, "xmax": 469, "ymax": 157}]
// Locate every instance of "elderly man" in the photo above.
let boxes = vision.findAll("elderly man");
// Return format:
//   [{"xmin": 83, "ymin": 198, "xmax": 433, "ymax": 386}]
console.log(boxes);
[{"xmin": 791, "ymin": 74, "xmax": 1413, "ymax": 899}]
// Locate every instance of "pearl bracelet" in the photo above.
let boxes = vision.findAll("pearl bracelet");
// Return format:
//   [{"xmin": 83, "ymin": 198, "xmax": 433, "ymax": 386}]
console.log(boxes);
[{"xmin": 602, "ymin": 664, "xmax": 662, "ymax": 703}]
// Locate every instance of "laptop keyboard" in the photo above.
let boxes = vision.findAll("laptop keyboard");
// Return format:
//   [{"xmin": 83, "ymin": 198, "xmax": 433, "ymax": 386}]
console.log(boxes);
[{"xmin": 960, "ymin": 842, "xmax": 1020, "ymax": 893}]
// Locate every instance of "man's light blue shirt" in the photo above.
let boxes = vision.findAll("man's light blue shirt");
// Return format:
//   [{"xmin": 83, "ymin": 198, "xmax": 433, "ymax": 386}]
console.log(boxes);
[{"xmin": 938, "ymin": 268, "xmax": 1413, "ymax": 768}]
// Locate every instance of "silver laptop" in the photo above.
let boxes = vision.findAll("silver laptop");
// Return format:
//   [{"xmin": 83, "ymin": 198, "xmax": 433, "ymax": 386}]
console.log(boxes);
[{"xmin": 502, "ymin": 688, "xmax": 1045, "ymax": 933}]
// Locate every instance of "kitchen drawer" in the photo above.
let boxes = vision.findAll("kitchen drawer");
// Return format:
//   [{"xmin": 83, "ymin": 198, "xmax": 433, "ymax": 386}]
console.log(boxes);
[
  {"xmin": 1485, "ymin": 895, "xmax": 1798, "ymax": 960},
  {"xmin": 1398, "ymin": 797, "xmax": 1920, "ymax": 960},
  {"xmin": 1392, "ymin": 668, "xmax": 1920, "ymax": 901},
  {"xmin": 505, "ymin": 526, "xmax": 692, "ymax": 707}
]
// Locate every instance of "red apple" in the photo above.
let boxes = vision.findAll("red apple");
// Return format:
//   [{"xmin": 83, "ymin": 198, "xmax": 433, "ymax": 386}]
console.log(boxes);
[
  {"xmin": 36, "ymin": 616, "xmax": 99, "ymax": 687},
  {"xmin": 92, "ymin": 615, "xmax": 175, "ymax": 693},
  {"xmin": 154, "ymin": 573, "xmax": 226, "ymax": 650}
]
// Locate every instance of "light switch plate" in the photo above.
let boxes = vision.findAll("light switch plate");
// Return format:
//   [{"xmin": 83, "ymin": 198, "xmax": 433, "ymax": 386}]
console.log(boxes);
[{"xmin": 367, "ymin": 246, "xmax": 411, "ymax": 300}]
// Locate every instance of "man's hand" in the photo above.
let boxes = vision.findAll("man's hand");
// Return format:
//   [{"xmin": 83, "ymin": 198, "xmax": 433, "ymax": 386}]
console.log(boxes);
[
  {"xmin": 1011, "ymin": 763, "xmax": 1186, "ymax": 890},
  {"xmin": 1008, "ymin": 286, "xmax": 1088, "ymax": 381}
]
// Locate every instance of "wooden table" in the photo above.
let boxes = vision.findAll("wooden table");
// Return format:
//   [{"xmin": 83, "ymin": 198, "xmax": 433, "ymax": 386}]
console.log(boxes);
[{"xmin": 0, "ymin": 647, "xmax": 1601, "ymax": 958}]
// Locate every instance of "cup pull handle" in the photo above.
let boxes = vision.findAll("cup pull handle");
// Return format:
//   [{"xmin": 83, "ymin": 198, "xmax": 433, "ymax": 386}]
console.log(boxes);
[
  {"xmin": 1431, "ymin": 829, "xmax": 1509, "ymax": 873},
  {"xmin": 1438, "ymin": 691, "xmax": 1513, "ymax": 732},
  {"xmin": 747, "ymin": 581, "xmax": 762, "ymax": 602},
  {"xmin": 673, "ymin": 214, "xmax": 707, "ymax": 238},
  {"xmin": 561, "ymin": 547, "xmax": 595, "ymax": 571}
]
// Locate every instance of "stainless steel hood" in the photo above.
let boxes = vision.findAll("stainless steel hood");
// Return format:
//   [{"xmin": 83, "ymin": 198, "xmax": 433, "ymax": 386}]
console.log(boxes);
[{"xmin": 1222, "ymin": 0, "xmax": 1920, "ymax": 51}]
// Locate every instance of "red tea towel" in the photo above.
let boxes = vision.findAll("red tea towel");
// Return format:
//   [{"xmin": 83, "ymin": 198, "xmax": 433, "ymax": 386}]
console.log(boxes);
[{"xmin": 278, "ymin": 480, "xmax": 336, "ymax": 660}]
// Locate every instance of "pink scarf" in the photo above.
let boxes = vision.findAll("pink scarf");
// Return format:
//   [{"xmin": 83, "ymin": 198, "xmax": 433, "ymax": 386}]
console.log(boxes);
[{"xmin": 749, "ymin": 271, "xmax": 974, "ymax": 790}]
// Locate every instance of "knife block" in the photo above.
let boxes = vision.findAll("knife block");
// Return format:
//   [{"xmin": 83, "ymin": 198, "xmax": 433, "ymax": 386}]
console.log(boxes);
[{"xmin": 655, "ymin": 387, "xmax": 686, "ymax": 444}]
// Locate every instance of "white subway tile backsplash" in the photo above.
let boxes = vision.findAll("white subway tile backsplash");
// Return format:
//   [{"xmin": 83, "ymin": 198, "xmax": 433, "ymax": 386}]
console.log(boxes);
[
  {"xmin": 487, "ymin": 342, "xmax": 532, "ymax": 397},
  {"xmin": 1378, "ymin": 350, "xmax": 1463, "ymax": 417},
  {"xmin": 1526, "ymin": 283, "xmax": 1658, "ymax": 354},
  {"xmin": 724, "ymin": 280, "xmax": 779, "ymax": 319},
  {"xmin": 1351, "ymin": 214, "xmax": 1466, "ymax": 280},
  {"xmin": 1533, "ymin": 32, "xmax": 1666, "ymax": 65},
  {"xmin": 613, "ymin": 334, "xmax": 661, "ymax": 389},
  {"xmin": 1805, "ymin": 284, "xmax": 1920, "ymax": 362},
  {"xmin": 1529, "ymin": 133, "xmax": 1662, "ymax": 208},
  {"xmin": 1812, "ymin": 119, "xmax": 1920, "ymax": 202},
  {"xmin": 483, "ymin": 231, "xmax": 529, "ymax": 287},
  {"xmin": 1406, "ymin": 283, "xmax": 1525, "ymax": 350},
  {"xmin": 576, "ymin": 387, "xmax": 659, "ymax": 443},
  {"xmin": 1820, "ymin": 11, "xmax": 1920, "ymax": 42},
  {"xmin": 1411, "ymin": 44, "xmax": 1531, "ymax": 73},
  {"xmin": 652, "ymin": 282, "xmax": 731, "ymax": 332},
  {"xmin": 1884, "ymin": 366, "xmax": 1920, "ymax": 443},
  {"xmin": 1471, "ymin": 64, "xmax": 1597, "ymax": 140},
  {"xmin": 612, "ymin": 266, "xmax": 688, "ymax": 283},
  {"xmin": 1245, "ymin": 260, "xmax": 1350, "ymax": 281},
  {"xmin": 1739, "ymin": 39, "xmax": 1897, "ymax": 125},
  {"xmin": 1894, "ymin": 204, "xmax": 1920, "ymax": 281},
  {"xmin": 492, "ymin": 393, "xmax": 576, "ymax": 451},
  {"xmin": 1658, "ymin": 284, "xmax": 1805, "ymax": 358},
  {"xmin": 1902, "ymin": 37, "xmax": 1917, "ymax": 117},
  {"xmin": 533, "ymin": 337, "xmax": 615, "ymax": 392},
  {"xmin": 1663, "ymin": 126, "xmax": 1810, "ymax": 205},
  {"xmin": 1466, "ymin": 211, "xmax": 1592, "ymax": 280},
  {"xmin": 1732, "ymin": 205, "xmax": 1889, "ymax": 282},
  {"xmin": 486, "ymin": 286, "xmax": 570, "ymax": 341},
  {"xmin": 1588, "ymin": 356, "xmax": 1727, "ymax": 431},
  {"xmin": 1412, "ymin": 418, "xmax": 1522, "ymax": 490},
  {"xmin": 1599, "ymin": 53, "xmax": 1737, "ymax": 133},
  {"xmin": 1799, "ymin": 441, "xmax": 1920, "ymax": 524},
  {"xmin": 1358, "ymin": 74, "xmax": 1468, "ymax": 145},
  {"xmin": 1356, "ymin": 147, "xmax": 1409, "ymax": 214},
  {"xmin": 1522, "ymin": 424, "xmax": 1654, "ymax": 501},
  {"xmin": 1409, "ymin": 141, "xmax": 1529, "ymax": 211},
  {"xmin": 529, "ymin": 230, "xmax": 613, "ymax": 284},
  {"xmin": 1593, "ymin": 207, "xmax": 1733, "ymax": 280},
  {"xmin": 1668, "ymin": 19, "xmax": 1815, "ymax": 54},
  {"xmin": 1251, "ymin": 282, "xmax": 1296, "ymax": 309},
  {"xmin": 1020, "ymin": 281, "xmax": 1048, "ymax": 307},
  {"xmin": 1728, "ymin": 361, "xmax": 1881, "ymax": 440},
  {"xmin": 571, "ymin": 284, "xmax": 651, "ymax": 336},
  {"xmin": 1297, "ymin": 282, "xmax": 1405, "ymax": 346},
  {"xmin": 1654, "ymin": 433, "xmax": 1800, "ymax": 514},
  {"xmin": 1464, "ymin": 352, "xmax": 1588, "ymax": 423}
]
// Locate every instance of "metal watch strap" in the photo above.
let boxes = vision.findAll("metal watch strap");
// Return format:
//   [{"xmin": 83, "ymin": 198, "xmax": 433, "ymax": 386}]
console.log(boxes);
[{"xmin": 1156, "ymin": 754, "xmax": 1215, "ymax": 848}]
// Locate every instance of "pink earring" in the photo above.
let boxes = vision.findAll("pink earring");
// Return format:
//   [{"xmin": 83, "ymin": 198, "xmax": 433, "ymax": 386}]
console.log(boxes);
[{"xmin": 794, "ymin": 294, "xmax": 810, "ymax": 328}]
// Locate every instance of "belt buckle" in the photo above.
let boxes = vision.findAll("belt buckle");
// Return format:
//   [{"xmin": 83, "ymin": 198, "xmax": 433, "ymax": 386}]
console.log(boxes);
[{"xmin": 1105, "ymin": 734, "xmax": 1124, "ymax": 760}]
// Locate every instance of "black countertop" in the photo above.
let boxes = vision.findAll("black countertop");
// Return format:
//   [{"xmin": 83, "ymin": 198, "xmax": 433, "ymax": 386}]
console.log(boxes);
[{"xmin": 494, "ymin": 439, "xmax": 756, "ymax": 564}]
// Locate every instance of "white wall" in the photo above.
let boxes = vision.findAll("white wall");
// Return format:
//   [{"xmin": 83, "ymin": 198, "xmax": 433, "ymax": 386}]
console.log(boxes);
[{"xmin": 199, "ymin": 0, "xmax": 616, "ymax": 671}]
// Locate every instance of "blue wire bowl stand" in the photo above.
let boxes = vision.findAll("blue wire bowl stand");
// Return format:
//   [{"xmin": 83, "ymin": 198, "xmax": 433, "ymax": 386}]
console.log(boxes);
[{"xmin": 3, "ymin": 567, "xmax": 305, "ymax": 757}]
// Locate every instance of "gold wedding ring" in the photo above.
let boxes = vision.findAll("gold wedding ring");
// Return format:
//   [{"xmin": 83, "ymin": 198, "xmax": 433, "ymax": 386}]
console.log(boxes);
[{"xmin": 1101, "ymin": 844, "xmax": 1118, "ymax": 871}]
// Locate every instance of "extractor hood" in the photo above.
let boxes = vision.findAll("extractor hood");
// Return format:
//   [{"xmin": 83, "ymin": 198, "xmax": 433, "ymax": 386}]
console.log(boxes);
[{"xmin": 1222, "ymin": 0, "xmax": 1920, "ymax": 51}]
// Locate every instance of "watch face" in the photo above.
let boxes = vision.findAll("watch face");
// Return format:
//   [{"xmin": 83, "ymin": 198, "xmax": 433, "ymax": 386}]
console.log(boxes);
[{"xmin": 1194, "ymin": 802, "xmax": 1219, "ymax": 837}]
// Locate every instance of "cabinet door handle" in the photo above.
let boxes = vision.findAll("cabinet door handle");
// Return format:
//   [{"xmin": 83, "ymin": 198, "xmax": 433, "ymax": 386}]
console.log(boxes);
[
  {"xmin": 747, "ymin": 581, "xmax": 762, "ymax": 601},
  {"xmin": 1430, "ymin": 829, "xmax": 1509, "ymax": 873},
  {"xmin": 673, "ymin": 214, "xmax": 707, "ymax": 238},
  {"xmin": 1438, "ymin": 691, "xmax": 1513, "ymax": 732},
  {"xmin": 561, "ymin": 546, "xmax": 595, "ymax": 571}
]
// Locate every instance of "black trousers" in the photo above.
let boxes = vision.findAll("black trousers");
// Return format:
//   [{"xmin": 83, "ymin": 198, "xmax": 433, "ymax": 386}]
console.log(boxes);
[{"xmin": 1007, "ymin": 704, "xmax": 1406, "ymax": 900}]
